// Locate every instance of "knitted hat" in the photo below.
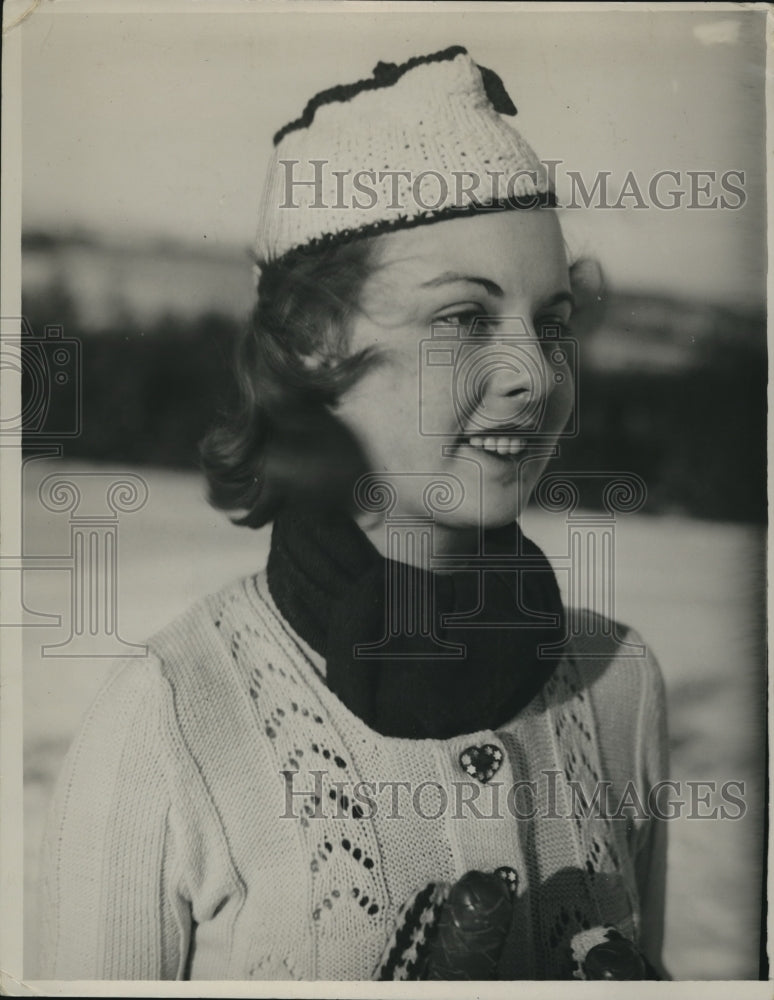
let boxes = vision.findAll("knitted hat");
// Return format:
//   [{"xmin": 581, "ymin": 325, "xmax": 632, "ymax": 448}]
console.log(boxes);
[{"xmin": 254, "ymin": 45, "xmax": 555, "ymax": 264}]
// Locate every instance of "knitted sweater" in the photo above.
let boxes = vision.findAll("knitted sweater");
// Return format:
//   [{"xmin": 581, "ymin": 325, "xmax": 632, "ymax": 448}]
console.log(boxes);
[{"xmin": 37, "ymin": 569, "xmax": 669, "ymax": 981}]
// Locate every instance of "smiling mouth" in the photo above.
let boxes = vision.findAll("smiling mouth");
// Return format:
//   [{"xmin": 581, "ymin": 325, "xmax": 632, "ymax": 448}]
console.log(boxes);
[{"xmin": 458, "ymin": 434, "xmax": 530, "ymax": 458}]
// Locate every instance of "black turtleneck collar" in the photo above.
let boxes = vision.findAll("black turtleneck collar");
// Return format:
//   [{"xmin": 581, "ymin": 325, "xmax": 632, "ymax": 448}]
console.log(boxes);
[{"xmin": 266, "ymin": 504, "xmax": 565, "ymax": 739}]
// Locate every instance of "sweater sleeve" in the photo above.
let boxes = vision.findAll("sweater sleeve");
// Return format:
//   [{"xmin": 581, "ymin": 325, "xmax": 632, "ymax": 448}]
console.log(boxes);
[
  {"xmin": 36, "ymin": 655, "xmax": 192, "ymax": 980},
  {"xmin": 629, "ymin": 629, "xmax": 670, "ymax": 981},
  {"xmin": 584, "ymin": 621, "xmax": 670, "ymax": 979}
]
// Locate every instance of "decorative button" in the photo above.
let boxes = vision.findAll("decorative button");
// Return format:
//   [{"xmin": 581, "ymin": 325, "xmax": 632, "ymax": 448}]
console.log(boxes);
[
  {"xmin": 583, "ymin": 936, "xmax": 647, "ymax": 980},
  {"xmin": 459, "ymin": 744, "xmax": 503, "ymax": 783},
  {"xmin": 493, "ymin": 866, "xmax": 518, "ymax": 894}
]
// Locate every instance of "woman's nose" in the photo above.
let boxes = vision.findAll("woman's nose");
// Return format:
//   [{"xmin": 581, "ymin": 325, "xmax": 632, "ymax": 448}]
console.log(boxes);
[{"xmin": 473, "ymin": 333, "xmax": 549, "ymax": 430}]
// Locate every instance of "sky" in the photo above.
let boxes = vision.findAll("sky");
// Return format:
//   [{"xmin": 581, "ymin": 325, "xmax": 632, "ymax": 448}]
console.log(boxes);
[{"xmin": 17, "ymin": 3, "xmax": 767, "ymax": 307}]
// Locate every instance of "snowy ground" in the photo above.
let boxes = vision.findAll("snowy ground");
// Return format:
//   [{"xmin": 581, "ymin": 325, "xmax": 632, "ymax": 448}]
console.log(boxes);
[{"xmin": 18, "ymin": 459, "xmax": 766, "ymax": 980}]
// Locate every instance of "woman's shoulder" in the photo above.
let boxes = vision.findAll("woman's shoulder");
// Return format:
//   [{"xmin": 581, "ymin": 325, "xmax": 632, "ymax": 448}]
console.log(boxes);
[
  {"xmin": 562, "ymin": 609, "xmax": 668, "ymax": 781},
  {"xmin": 565, "ymin": 608, "xmax": 667, "ymax": 724},
  {"xmin": 149, "ymin": 571, "xmax": 261, "ymax": 638},
  {"xmin": 60, "ymin": 570, "xmax": 288, "ymax": 785},
  {"xmin": 145, "ymin": 571, "xmax": 270, "ymax": 670},
  {"xmin": 79, "ymin": 572, "xmax": 274, "ymax": 720}
]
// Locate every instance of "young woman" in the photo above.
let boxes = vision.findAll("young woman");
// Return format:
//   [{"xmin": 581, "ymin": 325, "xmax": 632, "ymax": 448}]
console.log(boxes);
[{"xmin": 38, "ymin": 46, "xmax": 669, "ymax": 981}]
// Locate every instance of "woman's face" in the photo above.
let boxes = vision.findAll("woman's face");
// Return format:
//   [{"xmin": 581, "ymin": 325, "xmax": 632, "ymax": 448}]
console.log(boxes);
[{"xmin": 334, "ymin": 210, "xmax": 575, "ymax": 542}]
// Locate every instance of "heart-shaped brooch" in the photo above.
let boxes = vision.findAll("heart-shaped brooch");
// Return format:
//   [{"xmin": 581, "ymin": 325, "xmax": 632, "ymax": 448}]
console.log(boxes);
[{"xmin": 459, "ymin": 744, "xmax": 503, "ymax": 783}]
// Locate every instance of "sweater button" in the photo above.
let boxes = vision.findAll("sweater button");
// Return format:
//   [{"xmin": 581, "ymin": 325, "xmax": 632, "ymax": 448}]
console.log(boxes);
[
  {"xmin": 459, "ymin": 743, "xmax": 503, "ymax": 783},
  {"xmin": 494, "ymin": 866, "xmax": 518, "ymax": 895}
]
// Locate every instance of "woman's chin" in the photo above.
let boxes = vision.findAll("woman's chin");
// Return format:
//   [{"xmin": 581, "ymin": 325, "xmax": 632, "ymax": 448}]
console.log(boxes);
[{"xmin": 436, "ymin": 498, "xmax": 525, "ymax": 533}]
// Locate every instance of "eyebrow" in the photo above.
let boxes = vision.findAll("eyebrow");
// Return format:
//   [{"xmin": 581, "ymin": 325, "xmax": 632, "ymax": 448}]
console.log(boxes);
[
  {"xmin": 419, "ymin": 272, "xmax": 504, "ymax": 297},
  {"xmin": 419, "ymin": 273, "xmax": 576, "ymax": 311}
]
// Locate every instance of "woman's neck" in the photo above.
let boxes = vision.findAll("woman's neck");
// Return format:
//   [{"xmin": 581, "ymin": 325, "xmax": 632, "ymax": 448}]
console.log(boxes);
[{"xmin": 356, "ymin": 514, "xmax": 498, "ymax": 571}]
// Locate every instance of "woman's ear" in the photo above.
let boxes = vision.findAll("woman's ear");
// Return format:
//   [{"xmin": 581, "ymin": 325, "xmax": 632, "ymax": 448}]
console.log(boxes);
[{"xmin": 569, "ymin": 258, "xmax": 606, "ymax": 339}]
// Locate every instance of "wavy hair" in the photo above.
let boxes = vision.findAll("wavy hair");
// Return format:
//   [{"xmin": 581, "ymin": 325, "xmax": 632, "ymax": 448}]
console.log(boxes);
[{"xmin": 200, "ymin": 239, "xmax": 382, "ymax": 528}]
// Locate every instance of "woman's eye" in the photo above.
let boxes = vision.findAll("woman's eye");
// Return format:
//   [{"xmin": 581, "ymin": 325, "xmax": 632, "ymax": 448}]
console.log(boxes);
[
  {"xmin": 536, "ymin": 317, "xmax": 572, "ymax": 339},
  {"xmin": 433, "ymin": 309, "xmax": 487, "ymax": 334}
]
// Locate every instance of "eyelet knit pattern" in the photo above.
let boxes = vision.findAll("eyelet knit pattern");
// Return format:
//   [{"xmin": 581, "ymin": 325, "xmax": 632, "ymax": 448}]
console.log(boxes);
[
  {"xmin": 254, "ymin": 48, "xmax": 553, "ymax": 264},
  {"xmin": 37, "ymin": 571, "xmax": 668, "ymax": 981}
]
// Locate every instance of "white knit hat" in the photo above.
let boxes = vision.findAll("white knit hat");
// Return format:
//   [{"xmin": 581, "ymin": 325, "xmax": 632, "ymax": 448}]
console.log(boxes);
[{"xmin": 254, "ymin": 46, "xmax": 554, "ymax": 264}]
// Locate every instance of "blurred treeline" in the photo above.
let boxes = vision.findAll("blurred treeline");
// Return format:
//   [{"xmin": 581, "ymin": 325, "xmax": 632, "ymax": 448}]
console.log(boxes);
[{"xmin": 21, "ymin": 231, "xmax": 766, "ymax": 523}]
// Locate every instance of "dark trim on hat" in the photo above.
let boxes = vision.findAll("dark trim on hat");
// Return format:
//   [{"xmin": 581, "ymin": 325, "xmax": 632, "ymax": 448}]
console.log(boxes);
[
  {"xmin": 261, "ymin": 192, "xmax": 558, "ymax": 267},
  {"xmin": 274, "ymin": 45, "xmax": 471, "ymax": 146}
]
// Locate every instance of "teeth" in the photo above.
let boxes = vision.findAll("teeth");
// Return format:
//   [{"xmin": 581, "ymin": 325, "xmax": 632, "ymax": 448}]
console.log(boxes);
[{"xmin": 467, "ymin": 435, "xmax": 527, "ymax": 455}]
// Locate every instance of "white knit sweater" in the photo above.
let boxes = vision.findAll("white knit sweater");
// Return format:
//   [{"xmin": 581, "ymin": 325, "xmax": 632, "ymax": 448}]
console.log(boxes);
[{"xmin": 37, "ymin": 569, "xmax": 668, "ymax": 981}]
